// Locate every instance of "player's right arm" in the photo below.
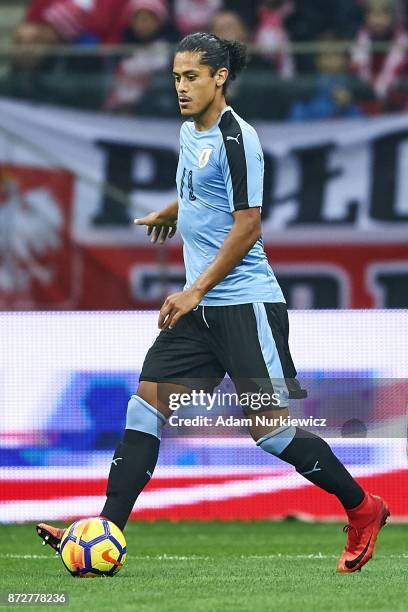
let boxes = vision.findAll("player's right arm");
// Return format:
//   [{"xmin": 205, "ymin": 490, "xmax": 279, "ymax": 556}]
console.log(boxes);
[{"xmin": 134, "ymin": 200, "xmax": 178, "ymax": 244}]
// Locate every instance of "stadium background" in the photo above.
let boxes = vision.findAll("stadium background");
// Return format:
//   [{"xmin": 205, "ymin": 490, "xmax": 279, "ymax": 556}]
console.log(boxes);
[{"xmin": 0, "ymin": 0, "xmax": 407, "ymax": 524}]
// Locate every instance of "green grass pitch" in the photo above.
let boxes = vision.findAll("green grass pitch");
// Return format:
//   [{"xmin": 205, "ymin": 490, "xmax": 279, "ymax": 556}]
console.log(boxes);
[{"xmin": 0, "ymin": 521, "xmax": 407, "ymax": 612}]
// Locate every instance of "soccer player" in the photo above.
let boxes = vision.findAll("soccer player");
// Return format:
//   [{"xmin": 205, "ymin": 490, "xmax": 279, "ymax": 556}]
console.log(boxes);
[{"xmin": 37, "ymin": 32, "xmax": 389, "ymax": 573}]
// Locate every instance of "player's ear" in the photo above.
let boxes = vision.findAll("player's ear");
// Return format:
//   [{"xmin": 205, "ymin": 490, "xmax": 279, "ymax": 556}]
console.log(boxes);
[{"xmin": 216, "ymin": 67, "xmax": 228, "ymax": 88}]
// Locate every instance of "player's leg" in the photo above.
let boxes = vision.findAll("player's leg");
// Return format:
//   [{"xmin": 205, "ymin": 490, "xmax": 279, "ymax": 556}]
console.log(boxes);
[
  {"xmin": 99, "ymin": 380, "xmax": 184, "ymax": 531},
  {"xmin": 251, "ymin": 420, "xmax": 367, "ymax": 511},
  {"xmin": 208, "ymin": 302, "xmax": 389, "ymax": 572},
  {"xmin": 252, "ymin": 303, "xmax": 389, "ymax": 572},
  {"xmin": 248, "ymin": 408, "xmax": 389, "ymax": 572},
  {"xmin": 231, "ymin": 302, "xmax": 365, "ymax": 508},
  {"xmin": 37, "ymin": 309, "xmax": 225, "ymax": 549},
  {"xmin": 100, "ymin": 308, "xmax": 225, "ymax": 531},
  {"xmin": 36, "ymin": 380, "xmax": 179, "ymax": 549}
]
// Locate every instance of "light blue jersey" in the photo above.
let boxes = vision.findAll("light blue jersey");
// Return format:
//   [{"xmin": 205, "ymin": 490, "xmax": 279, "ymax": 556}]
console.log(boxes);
[{"xmin": 176, "ymin": 106, "xmax": 285, "ymax": 306}]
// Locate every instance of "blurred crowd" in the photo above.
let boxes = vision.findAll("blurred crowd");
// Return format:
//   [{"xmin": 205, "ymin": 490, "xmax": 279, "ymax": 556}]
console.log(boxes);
[{"xmin": 11, "ymin": 0, "xmax": 408, "ymax": 118}]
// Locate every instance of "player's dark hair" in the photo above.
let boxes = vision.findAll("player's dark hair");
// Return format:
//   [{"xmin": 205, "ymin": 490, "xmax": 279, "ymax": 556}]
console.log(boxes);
[{"xmin": 175, "ymin": 32, "xmax": 248, "ymax": 90}]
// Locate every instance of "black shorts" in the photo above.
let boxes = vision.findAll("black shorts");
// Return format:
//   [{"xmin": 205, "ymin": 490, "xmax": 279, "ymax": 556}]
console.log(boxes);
[{"xmin": 139, "ymin": 302, "xmax": 306, "ymax": 412}]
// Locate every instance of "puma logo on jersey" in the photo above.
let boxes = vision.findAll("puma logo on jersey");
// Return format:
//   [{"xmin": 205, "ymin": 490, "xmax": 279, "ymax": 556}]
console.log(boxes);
[
  {"xmin": 226, "ymin": 134, "xmax": 241, "ymax": 144},
  {"xmin": 112, "ymin": 457, "xmax": 123, "ymax": 466}
]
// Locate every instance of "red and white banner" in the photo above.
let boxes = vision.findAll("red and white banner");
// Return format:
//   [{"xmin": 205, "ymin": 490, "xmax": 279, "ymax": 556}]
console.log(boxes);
[
  {"xmin": 0, "ymin": 163, "xmax": 76, "ymax": 308},
  {"xmin": 1, "ymin": 466, "xmax": 407, "ymax": 522},
  {"xmin": 0, "ymin": 98, "xmax": 407, "ymax": 309}
]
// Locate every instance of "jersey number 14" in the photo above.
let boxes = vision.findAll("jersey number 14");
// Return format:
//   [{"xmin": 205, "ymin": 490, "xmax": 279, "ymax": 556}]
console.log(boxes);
[{"xmin": 180, "ymin": 168, "xmax": 196, "ymax": 201}]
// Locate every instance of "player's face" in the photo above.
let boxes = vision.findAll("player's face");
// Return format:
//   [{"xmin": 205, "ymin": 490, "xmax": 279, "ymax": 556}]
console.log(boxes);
[{"xmin": 173, "ymin": 52, "xmax": 225, "ymax": 117}]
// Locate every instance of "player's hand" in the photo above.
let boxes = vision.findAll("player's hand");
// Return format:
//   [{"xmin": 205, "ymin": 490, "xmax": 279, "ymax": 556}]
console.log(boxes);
[
  {"xmin": 158, "ymin": 289, "xmax": 202, "ymax": 330},
  {"xmin": 134, "ymin": 211, "xmax": 177, "ymax": 244}
]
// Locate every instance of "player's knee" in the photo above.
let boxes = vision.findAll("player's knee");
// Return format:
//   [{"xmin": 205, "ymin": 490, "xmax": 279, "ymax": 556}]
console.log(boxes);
[
  {"xmin": 136, "ymin": 381, "xmax": 158, "ymax": 407},
  {"xmin": 125, "ymin": 394, "xmax": 167, "ymax": 440},
  {"xmin": 247, "ymin": 406, "xmax": 290, "ymax": 443},
  {"xmin": 136, "ymin": 381, "xmax": 176, "ymax": 418}
]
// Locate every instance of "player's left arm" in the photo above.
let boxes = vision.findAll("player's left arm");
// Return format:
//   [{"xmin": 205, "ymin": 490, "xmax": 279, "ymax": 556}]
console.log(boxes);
[{"xmin": 159, "ymin": 123, "xmax": 264, "ymax": 330}]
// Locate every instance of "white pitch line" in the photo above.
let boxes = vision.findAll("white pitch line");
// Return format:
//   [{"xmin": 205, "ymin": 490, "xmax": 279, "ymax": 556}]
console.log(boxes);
[
  {"xmin": 0, "ymin": 553, "xmax": 57, "ymax": 560},
  {"xmin": 1, "ymin": 553, "xmax": 408, "ymax": 561}
]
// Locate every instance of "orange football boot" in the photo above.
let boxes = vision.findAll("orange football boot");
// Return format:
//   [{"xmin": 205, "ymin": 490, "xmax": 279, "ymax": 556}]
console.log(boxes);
[
  {"xmin": 337, "ymin": 493, "xmax": 390, "ymax": 573},
  {"xmin": 36, "ymin": 523, "xmax": 66, "ymax": 553}
]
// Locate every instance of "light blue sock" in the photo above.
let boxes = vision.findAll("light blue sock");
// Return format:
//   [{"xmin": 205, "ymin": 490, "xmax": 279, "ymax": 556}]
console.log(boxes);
[
  {"xmin": 125, "ymin": 394, "xmax": 166, "ymax": 440},
  {"xmin": 256, "ymin": 425, "xmax": 296, "ymax": 456}
]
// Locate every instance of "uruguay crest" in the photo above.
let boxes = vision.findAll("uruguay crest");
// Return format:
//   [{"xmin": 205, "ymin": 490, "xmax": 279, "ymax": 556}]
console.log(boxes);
[{"xmin": 198, "ymin": 148, "xmax": 212, "ymax": 169}]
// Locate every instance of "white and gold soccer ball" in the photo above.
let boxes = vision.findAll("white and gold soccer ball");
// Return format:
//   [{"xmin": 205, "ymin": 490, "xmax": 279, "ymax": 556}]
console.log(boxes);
[{"xmin": 60, "ymin": 517, "xmax": 126, "ymax": 577}]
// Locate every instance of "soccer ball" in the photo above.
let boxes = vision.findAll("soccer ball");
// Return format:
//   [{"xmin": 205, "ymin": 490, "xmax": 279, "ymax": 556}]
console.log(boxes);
[{"xmin": 59, "ymin": 517, "xmax": 127, "ymax": 577}]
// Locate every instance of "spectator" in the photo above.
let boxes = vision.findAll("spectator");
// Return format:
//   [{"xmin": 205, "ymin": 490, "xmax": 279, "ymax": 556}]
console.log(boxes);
[
  {"xmin": 12, "ymin": 0, "xmax": 128, "ymax": 82},
  {"xmin": 211, "ymin": 10, "xmax": 249, "ymax": 44},
  {"xmin": 105, "ymin": 0, "xmax": 174, "ymax": 112},
  {"xmin": 122, "ymin": 0, "xmax": 179, "ymax": 43},
  {"xmin": 290, "ymin": 33, "xmax": 365, "ymax": 121},
  {"xmin": 170, "ymin": 0, "xmax": 223, "ymax": 36},
  {"xmin": 254, "ymin": 0, "xmax": 295, "ymax": 78},
  {"xmin": 211, "ymin": 10, "xmax": 273, "ymax": 70},
  {"xmin": 14, "ymin": 0, "xmax": 127, "ymax": 52},
  {"xmin": 223, "ymin": 0, "xmax": 261, "ymax": 31},
  {"xmin": 351, "ymin": 0, "xmax": 407, "ymax": 106},
  {"xmin": 14, "ymin": 20, "xmax": 61, "ymax": 71}
]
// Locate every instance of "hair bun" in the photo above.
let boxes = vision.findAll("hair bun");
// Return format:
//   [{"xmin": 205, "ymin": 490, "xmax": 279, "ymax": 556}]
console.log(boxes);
[{"xmin": 225, "ymin": 40, "xmax": 248, "ymax": 80}]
